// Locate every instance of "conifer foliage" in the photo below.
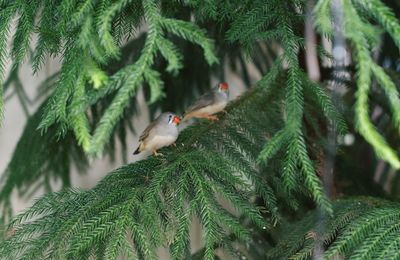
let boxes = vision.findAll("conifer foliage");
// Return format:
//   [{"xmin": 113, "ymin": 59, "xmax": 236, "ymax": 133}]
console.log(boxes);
[
  {"xmin": 0, "ymin": 0, "xmax": 400, "ymax": 259},
  {"xmin": 0, "ymin": 85, "xmax": 292, "ymax": 259},
  {"xmin": 269, "ymin": 197, "xmax": 400, "ymax": 260}
]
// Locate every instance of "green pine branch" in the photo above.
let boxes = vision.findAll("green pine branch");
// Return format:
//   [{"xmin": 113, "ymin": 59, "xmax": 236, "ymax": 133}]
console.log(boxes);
[
  {"xmin": 0, "ymin": 1, "xmax": 17, "ymax": 126},
  {"xmin": 0, "ymin": 0, "xmax": 218, "ymax": 155},
  {"xmin": 87, "ymin": 0, "xmax": 218, "ymax": 155},
  {"xmin": 254, "ymin": 4, "xmax": 337, "ymax": 214},
  {"xmin": 1, "ymin": 1, "xmax": 400, "ymax": 259},
  {"xmin": 314, "ymin": 0, "xmax": 400, "ymax": 169},
  {"xmin": 0, "ymin": 82, "xmax": 330, "ymax": 259},
  {"xmin": 270, "ymin": 197, "xmax": 400, "ymax": 260}
]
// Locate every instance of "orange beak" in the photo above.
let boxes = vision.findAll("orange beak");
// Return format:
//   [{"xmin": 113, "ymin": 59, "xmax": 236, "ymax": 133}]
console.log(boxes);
[
  {"xmin": 173, "ymin": 116, "xmax": 181, "ymax": 125},
  {"xmin": 219, "ymin": 82, "xmax": 229, "ymax": 90}
]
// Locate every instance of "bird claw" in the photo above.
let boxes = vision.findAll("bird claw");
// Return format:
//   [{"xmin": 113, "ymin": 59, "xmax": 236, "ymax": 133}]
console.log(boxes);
[
  {"xmin": 171, "ymin": 142, "xmax": 177, "ymax": 147},
  {"xmin": 152, "ymin": 150, "xmax": 163, "ymax": 156},
  {"xmin": 206, "ymin": 115, "xmax": 219, "ymax": 121},
  {"xmin": 305, "ymin": 230, "xmax": 317, "ymax": 240}
]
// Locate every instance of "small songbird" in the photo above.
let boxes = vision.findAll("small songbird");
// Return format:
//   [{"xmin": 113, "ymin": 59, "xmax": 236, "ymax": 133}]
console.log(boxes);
[
  {"xmin": 133, "ymin": 112, "xmax": 181, "ymax": 156},
  {"xmin": 183, "ymin": 82, "xmax": 229, "ymax": 121}
]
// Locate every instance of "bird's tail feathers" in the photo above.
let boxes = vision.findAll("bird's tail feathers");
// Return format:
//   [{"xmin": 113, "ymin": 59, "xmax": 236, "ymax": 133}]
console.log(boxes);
[{"xmin": 133, "ymin": 143, "xmax": 143, "ymax": 155}]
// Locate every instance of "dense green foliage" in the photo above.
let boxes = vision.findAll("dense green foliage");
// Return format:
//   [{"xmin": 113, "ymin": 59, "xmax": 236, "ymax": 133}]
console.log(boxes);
[
  {"xmin": 0, "ymin": 0, "xmax": 400, "ymax": 259},
  {"xmin": 0, "ymin": 77, "xmax": 345, "ymax": 258},
  {"xmin": 270, "ymin": 197, "xmax": 400, "ymax": 259}
]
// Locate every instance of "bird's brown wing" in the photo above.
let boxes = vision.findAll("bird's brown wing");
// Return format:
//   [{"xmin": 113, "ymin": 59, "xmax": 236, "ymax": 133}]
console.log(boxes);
[
  {"xmin": 184, "ymin": 92, "xmax": 216, "ymax": 115},
  {"xmin": 138, "ymin": 120, "xmax": 158, "ymax": 142}
]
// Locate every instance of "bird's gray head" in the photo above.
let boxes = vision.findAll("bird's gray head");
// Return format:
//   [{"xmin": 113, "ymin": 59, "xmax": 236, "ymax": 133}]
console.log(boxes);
[{"xmin": 159, "ymin": 112, "xmax": 182, "ymax": 125}]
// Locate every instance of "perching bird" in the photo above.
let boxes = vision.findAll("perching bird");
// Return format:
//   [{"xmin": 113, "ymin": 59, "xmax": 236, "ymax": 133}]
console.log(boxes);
[
  {"xmin": 183, "ymin": 82, "xmax": 229, "ymax": 121},
  {"xmin": 133, "ymin": 112, "xmax": 181, "ymax": 156}
]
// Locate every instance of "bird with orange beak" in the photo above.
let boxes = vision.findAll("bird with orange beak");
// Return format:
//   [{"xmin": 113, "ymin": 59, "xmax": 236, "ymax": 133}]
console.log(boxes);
[
  {"xmin": 133, "ymin": 112, "xmax": 181, "ymax": 156},
  {"xmin": 183, "ymin": 82, "xmax": 229, "ymax": 121}
]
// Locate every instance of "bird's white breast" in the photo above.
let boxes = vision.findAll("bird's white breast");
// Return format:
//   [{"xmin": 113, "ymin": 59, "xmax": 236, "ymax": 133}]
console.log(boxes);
[
  {"xmin": 196, "ymin": 100, "xmax": 227, "ymax": 116},
  {"xmin": 146, "ymin": 134, "xmax": 178, "ymax": 151}
]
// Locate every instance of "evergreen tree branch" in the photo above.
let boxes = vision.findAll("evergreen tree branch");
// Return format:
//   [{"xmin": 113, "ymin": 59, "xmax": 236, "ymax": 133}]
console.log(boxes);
[
  {"xmin": 89, "ymin": 0, "xmax": 217, "ymax": 155},
  {"xmin": 0, "ymin": 0, "xmax": 218, "ymax": 155},
  {"xmin": 256, "ymin": 5, "xmax": 333, "ymax": 213},
  {"xmin": 98, "ymin": 0, "xmax": 133, "ymax": 57},
  {"xmin": 342, "ymin": 0, "xmax": 400, "ymax": 169},
  {"xmin": 0, "ymin": 84, "xmax": 323, "ymax": 260},
  {"xmin": 11, "ymin": 0, "xmax": 40, "ymax": 68},
  {"xmin": 269, "ymin": 197, "xmax": 400, "ymax": 260},
  {"xmin": 370, "ymin": 65, "xmax": 400, "ymax": 130},
  {"xmin": 353, "ymin": 0, "xmax": 400, "ymax": 49},
  {"xmin": 0, "ymin": 1, "xmax": 17, "ymax": 126},
  {"xmin": 68, "ymin": 75, "xmax": 91, "ymax": 152},
  {"xmin": 303, "ymin": 76, "xmax": 348, "ymax": 136},
  {"xmin": 1, "ymin": 1, "xmax": 399, "ymax": 259}
]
